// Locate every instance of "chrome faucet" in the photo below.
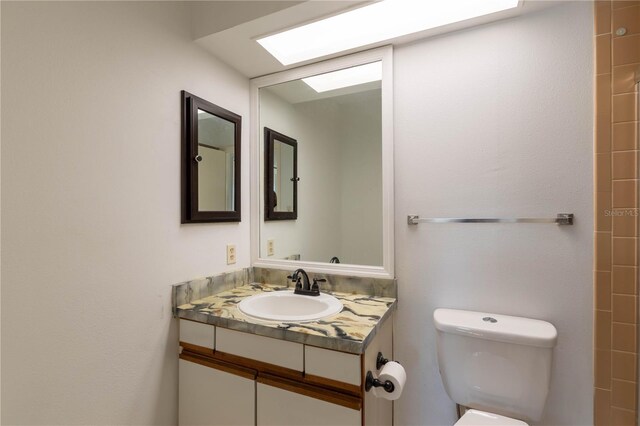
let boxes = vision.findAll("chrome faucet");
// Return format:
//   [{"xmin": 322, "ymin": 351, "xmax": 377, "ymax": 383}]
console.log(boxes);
[{"xmin": 287, "ymin": 269, "xmax": 325, "ymax": 296}]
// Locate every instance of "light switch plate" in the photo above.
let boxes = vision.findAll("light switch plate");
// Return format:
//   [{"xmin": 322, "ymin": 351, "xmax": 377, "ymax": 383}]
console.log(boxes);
[
  {"xmin": 267, "ymin": 240, "xmax": 275, "ymax": 256},
  {"xmin": 227, "ymin": 244, "xmax": 236, "ymax": 264}
]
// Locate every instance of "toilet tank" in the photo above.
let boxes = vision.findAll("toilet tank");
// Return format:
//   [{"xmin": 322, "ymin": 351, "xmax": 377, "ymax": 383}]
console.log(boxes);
[{"xmin": 434, "ymin": 309, "xmax": 558, "ymax": 422}]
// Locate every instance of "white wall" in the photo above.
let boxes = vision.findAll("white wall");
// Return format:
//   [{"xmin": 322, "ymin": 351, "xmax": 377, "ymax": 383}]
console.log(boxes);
[
  {"xmin": 393, "ymin": 3, "xmax": 593, "ymax": 425},
  {"xmin": 1, "ymin": 2, "xmax": 250, "ymax": 424},
  {"xmin": 337, "ymin": 92, "xmax": 382, "ymax": 266}
]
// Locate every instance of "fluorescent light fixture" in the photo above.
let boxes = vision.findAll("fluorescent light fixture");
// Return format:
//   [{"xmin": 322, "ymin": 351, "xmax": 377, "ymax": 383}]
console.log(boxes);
[
  {"xmin": 257, "ymin": 0, "xmax": 519, "ymax": 66},
  {"xmin": 302, "ymin": 62, "xmax": 382, "ymax": 93}
]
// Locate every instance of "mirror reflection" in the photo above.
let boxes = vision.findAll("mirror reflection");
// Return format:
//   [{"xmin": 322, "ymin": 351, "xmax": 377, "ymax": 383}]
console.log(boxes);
[
  {"xmin": 265, "ymin": 127, "xmax": 297, "ymax": 220},
  {"xmin": 273, "ymin": 141, "xmax": 295, "ymax": 212},
  {"xmin": 197, "ymin": 109, "xmax": 236, "ymax": 212},
  {"xmin": 259, "ymin": 62, "xmax": 383, "ymax": 266}
]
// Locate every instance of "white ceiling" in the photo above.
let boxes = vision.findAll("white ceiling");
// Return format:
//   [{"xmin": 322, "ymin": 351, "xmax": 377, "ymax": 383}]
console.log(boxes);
[
  {"xmin": 192, "ymin": 1, "xmax": 559, "ymax": 79},
  {"xmin": 190, "ymin": 1, "xmax": 306, "ymax": 40},
  {"xmin": 194, "ymin": 1, "xmax": 368, "ymax": 78}
]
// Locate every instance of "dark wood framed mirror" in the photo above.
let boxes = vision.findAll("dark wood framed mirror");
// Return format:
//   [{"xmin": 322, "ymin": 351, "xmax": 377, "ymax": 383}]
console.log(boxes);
[
  {"xmin": 182, "ymin": 91, "xmax": 241, "ymax": 223},
  {"xmin": 264, "ymin": 127, "xmax": 297, "ymax": 221}
]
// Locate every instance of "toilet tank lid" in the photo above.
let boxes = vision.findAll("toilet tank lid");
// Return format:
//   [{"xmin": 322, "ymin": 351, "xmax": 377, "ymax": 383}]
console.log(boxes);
[{"xmin": 434, "ymin": 308, "xmax": 558, "ymax": 348}]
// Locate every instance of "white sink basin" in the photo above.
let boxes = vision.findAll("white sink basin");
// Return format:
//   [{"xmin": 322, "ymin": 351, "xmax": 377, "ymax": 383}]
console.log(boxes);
[{"xmin": 237, "ymin": 290, "xmax": 343, "ymax": 322}]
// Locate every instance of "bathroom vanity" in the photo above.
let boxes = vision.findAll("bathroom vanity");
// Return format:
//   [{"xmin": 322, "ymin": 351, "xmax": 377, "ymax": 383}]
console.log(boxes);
[
  {"xmin": 174, "ymin": 269, "xmax": 396, "ymax": 426},
  {"xmin": 175, "ymin": 47, "xmax": 398, "ymax": 426}
]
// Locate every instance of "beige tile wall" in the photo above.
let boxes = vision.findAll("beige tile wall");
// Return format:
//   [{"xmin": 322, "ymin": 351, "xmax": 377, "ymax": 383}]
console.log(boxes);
[{"xmin": 594, "ymin": 1, "xmax": 640, "ymax": 425}]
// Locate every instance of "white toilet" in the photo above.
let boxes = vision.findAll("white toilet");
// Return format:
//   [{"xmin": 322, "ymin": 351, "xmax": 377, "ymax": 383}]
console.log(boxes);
[{"xmin": 434, "ymin": 308, "xmax": 558, "ymax": 425}]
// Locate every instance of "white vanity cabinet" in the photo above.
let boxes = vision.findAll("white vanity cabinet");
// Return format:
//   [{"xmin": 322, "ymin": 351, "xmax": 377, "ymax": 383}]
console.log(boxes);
[
  {"xmin": 256, "ymin": 382, "xmax": 360, "ymax": 426},
  {"xmin": 178, "ymin": 318, "xmax": 393, "ymax": 426},
  {"xmin": 179, "ymin": 358, "xmax": 255, "ymax": 426}
]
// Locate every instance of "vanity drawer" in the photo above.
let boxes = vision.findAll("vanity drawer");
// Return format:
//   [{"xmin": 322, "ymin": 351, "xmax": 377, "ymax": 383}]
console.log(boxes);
[
  {"xmin": 179, "ymin": 320, "xmax": 215, "ymax": 353},
  {"xmin": 216, "ymin": 327, "xmax": 304, "ymax": 371},
  {"xmin": 305, "ymin": 346, "xmax": 361, "ymax": 387}
]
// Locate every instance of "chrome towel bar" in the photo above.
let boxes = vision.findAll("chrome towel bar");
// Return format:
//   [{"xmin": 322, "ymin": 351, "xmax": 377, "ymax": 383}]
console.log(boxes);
[{"xmin": 407, "ymin": 213, "xmax": 574, "ymax": 226}]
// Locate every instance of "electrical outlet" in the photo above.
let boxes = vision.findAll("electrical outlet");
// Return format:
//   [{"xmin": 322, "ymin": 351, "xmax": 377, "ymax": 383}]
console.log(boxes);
[
  {"xmin": 267, "ymin": 239, "xmax": 275, "ymax": 256},
  {"xmin": 226, "ymin": 244, "xmax": 236, "ymax": 265}
]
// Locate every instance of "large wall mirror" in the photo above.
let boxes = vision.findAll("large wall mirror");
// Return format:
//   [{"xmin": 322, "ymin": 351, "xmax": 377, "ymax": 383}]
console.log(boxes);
[
  {"xmin": 251, "ymin": 47, "xmax": 394, "ymax": 278},
  {"xmin": 182, "ymin": 91, "xmax": 241, "ymax": 223}
]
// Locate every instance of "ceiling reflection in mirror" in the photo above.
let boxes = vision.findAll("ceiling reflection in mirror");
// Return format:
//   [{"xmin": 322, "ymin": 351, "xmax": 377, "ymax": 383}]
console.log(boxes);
[{"xmin": 259, "ymin": 61, "xmax": 382, "ymax": 266}]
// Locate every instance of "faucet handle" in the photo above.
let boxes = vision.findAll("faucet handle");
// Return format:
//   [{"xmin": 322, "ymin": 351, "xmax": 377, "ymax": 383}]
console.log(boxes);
[{"xmin": 311, "ymin": 278, "xmax": 326, "ymax": 294}]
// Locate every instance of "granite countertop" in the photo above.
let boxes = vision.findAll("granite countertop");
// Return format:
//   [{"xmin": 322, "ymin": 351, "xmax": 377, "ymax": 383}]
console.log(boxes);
[{"xmin": 176, "ymin": 283, "xmax": 397, "ymax": 354}]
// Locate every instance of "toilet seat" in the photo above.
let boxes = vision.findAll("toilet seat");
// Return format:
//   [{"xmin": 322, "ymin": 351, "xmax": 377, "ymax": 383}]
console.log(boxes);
[{"xmin": 455, "ymin": 409, "xmax": 529, "ymax": 426}]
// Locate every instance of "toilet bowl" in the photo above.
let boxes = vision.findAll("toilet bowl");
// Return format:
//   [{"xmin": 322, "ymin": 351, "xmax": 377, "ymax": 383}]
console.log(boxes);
[{"xmin": 434, "ymin": 308, "xmax": 558, "ymax": 425}]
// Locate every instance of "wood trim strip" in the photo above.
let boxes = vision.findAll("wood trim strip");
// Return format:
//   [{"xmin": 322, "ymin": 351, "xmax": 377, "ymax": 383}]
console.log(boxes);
[
  {"xmin": 180, "ymin": 350, "xmax": 257, "ymax": 381},
  {"xmin": 303, "ymin": 373, "xmax": 361, "ymax": 397},
  {"xmin": 183, "ymin": 349, "xmax": 363, "ymax": 410},
  {"xmin": 179, "ymin": 341, "xmax": 214, "ymax": 357},
  {"xmin": 213, "ymin": 350, "xmax": 304, "ymax": 381},
  {"xmin": 258, "ymin": 373, "xmax": 362, "ymax": 411}
]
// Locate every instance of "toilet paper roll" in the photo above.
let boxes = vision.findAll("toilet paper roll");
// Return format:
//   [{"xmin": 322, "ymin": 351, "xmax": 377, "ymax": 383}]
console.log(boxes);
[{"xmin": 372, "ymin": 361, "xmax": 406, "ymax": 401}]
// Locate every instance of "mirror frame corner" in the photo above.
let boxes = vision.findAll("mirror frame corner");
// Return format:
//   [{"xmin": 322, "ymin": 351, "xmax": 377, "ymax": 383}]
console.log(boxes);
[
  {"xmin": 250, "ymin": 46, "xmax": 394, "ymax": 279},
  {"xmin": 181, "ymin": 90, "xmax": 242, "ymax": 223}
]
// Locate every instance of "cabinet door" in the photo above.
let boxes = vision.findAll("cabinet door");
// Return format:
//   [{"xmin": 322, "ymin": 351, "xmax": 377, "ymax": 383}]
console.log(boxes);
[
  {"xmin": 179, "ymin": 359, "xmax": 255, "ymax": 426},
  {"xmin": 256, "ymin": 382, "xmax": 360, "ymax": 426}
]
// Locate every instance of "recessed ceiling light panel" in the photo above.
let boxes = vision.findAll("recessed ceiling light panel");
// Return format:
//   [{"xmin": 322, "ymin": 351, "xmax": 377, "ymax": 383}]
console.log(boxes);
[
  {"xmin": 302, "ymin": 62, "xmax": 382, "ymax": 93},
  {"xmin": 257, "ymin": 0, "xmax": 519, "ymax": 66}
]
